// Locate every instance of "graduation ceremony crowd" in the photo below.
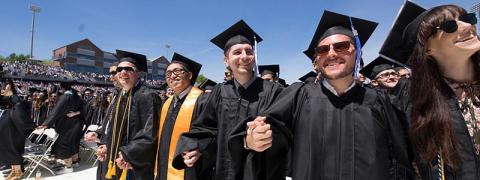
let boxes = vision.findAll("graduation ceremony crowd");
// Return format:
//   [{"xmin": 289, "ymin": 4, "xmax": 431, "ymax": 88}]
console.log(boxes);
[{"xmin": 0, "ymin": 0, "xmax": 479, "ymax": 179}]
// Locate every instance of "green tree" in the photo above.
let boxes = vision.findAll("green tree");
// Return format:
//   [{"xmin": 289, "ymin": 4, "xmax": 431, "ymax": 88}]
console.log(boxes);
[{"xmin": 196, "ymin": 74, "xmax": 206, "ymax": 84}]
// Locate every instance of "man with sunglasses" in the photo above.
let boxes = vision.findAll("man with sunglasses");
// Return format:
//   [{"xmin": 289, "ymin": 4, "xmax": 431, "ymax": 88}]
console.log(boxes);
[
  {"xmin": 101, "ymin": 50, "xmax": 161, "ymax": 180},
  {"xmin": 84, "ymin": 62, "xmax": 122, "ymax": 180},
  {"xmin": 257, "ymin": 11, "xmax": 414, "ymax": 179}
]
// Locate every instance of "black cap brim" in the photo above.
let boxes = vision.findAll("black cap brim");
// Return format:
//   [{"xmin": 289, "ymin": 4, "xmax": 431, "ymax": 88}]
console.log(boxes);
[
  {"xmin": 304, "ymin": 10, "xmax": 378, "ymax": 62},
  {"xmin": 211, "ymin": 20, "xmax": 263, "ymax": 51},
  {"xmin": 171, "ymin": 52, "xmax": 203, "ymax": 85},
  {"xmin": 379, "ymin": 0, "xmax": 426, "ymax": 64},
  {"xmin": 198, "ymin": 78, "xmax": 217, "ymax": 90},
  {"xmin": 116, "ymin": 50, "xmax": 148, "ymax": 72},
  {"xmin": 360, "ymin": 56, "xmax": 404, "ymax": 79},
  {"xmin": 258, "ymin": 64, "xmax": 279, "ymax": 77},
  {"xmin": 299, "ymin": 71, "xmax": 317, "ymax": 82}
]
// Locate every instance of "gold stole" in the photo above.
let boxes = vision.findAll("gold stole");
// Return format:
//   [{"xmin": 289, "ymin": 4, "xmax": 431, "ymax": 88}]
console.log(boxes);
[{"xmin": 154, "ymin": 87, "xmax": 203, "ymax": 180}]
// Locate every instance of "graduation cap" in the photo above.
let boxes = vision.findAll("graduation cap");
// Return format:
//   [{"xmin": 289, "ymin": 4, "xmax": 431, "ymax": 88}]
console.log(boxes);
[
  {"xmin": 303, "ymin": 10, "xmax": 378, "ymax": 62},
  {"xmin": 360, "ymin": 56, "xmax": 403, "ymax": 79},
  {"xmin": 198, "ymin": 79, "xmax": 217, "ymax": 91},
  {"xmin": 299, "ymin": 71, "xmax": 318, "ymax": 83},
  {"xmin": 83, "ymin": 88, "xmax": 94, "ymax": 93},
  {"xmin": 258, "ymin": 64, "xmax": 279, "ymax": 78},
  {"xmin": 379, "ymin": 0, "xmax": 426, "ymax": 64},
  {"xmin": 211, "ymin": 20, "xmax": 263, "ymax": 52},
  {"xmin": 171, "ymin": 52, "xmax": 203, "ymax": 85},
  {"xmin": 278, "ymin": 78, "xmax": 288, "ymax": 87},
  {"xmin": 116, "ymin": 50, "xmax": 148, "ymax": 72}
]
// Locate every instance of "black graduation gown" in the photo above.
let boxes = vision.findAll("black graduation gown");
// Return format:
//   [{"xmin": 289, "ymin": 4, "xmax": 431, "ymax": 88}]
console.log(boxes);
[
  {"xmin": 392, "ymin": 78, "xmax": 480, "ymax": 180},
  {"xmin": 264, "ymin": 82, "xmax": 413, "ymax": 179},
  {"xmin": 32, "ymin": 104, "xmax": 48, "ymax": 126},
  {"xmin": 108, "ymin": 84, "xmax": 161, "ymax": 180},
  {"xmin": 172, "ymin": 78, "xmax": 290, "ymax": 180},
  {"xmin": 0, "ymin": 96, "xmax": 33, "ymax": 165},
  {"xmin": 43, "ymin": 90, "xmax": 86, "ymax": 159}
]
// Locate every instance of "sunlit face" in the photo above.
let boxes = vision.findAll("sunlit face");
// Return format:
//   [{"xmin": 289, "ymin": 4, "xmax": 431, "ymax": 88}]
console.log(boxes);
[
  {"xmin": 314, "ymin": 34, "xmax": 356, "ymax": 80},
  {"xmin": 165, "ymin": 63, "xmax": 192, "ymax": 95},
  {"xmin": 117, "ymin": 61, "xmax": 140, "ymax": 90},
  {"xmin": 224, "ymin": 44, "xmax": 255, "ymax": 78},
  {"xmin": 166, "ymin": 88, "xmax": 174, "ymax": 97},
  {"xmin": 427, "ymin": 15, "xmax": 480, "ymax": 63},
  {"xmin": 109, "ymin": 66, "xmax": 119, "ymax": 86},
  {"xmin": 397, "ymin": 68, "xmax": 411, "ymax": 79},
  {"xmin": 372, "ymin": 69, "xmax": 399, "ymax": 89},
  {"xmin": 261, "ymin": 74, "xmax": 275, "ymax": 82}
]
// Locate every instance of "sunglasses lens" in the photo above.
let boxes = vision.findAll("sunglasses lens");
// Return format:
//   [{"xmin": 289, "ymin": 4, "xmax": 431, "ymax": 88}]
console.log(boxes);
[
  {"xmin": 314, "ymin": 45, "xmax": 330, "ymax": 56},
  {"xmin": 332, "ymin": 41, "xmax": 351, "ymax": 52},
  {"xmin": 117, "ymin": 67, "xmax": 134, "ymax": 72},
  {"xmin": 460, "ymin": 13, "xmax": 478, "ymax": 25},
  {"xmin": 440, "ymin": 21, "xmax": 458, "ymax": 33}
]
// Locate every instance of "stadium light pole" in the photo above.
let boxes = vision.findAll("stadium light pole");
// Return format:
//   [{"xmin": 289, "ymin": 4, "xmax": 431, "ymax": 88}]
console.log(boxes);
[{"xmin": 29, "ymin": 4, "xmax": 41, "ymax": 60}]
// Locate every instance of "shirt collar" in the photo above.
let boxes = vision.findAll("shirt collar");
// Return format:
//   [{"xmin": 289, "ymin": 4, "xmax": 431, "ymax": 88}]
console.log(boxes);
[
  {"xmin": 321, "ymin": 79, "xmax": 356, "ymax": 96},
  {"xmin": 175, "ymin": 86, "xmax": 192, "ymax": 101},
  {"xmin": 234, "ymin": 76, "xmax": 257, "ymax": 90}
]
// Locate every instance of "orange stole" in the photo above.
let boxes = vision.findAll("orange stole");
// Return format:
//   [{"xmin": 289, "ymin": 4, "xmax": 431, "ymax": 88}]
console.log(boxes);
[{"xmin": 154, "ymin": 87, "xmax": 203, "ymax": 180}]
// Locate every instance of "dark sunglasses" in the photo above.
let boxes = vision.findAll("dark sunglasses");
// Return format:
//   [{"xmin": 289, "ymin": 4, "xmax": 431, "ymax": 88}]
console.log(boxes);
[
  {"xmin": 436, "ymin": 13, "xmax": 477, "ymax": 33},
  {"xmin": 116, "ymin": 67, "xmax": 136, "ymax": 72},
  {"xmin": 109, "ymin": 71, "xmax": 117, "ymax": 75},
  {"xmin": 314, "ymin": 41, "xmax": 353, "ymax": 57}
]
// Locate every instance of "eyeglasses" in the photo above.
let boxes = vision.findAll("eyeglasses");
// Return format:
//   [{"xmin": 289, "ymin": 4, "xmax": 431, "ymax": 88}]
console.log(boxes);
[
  {"xmin": 435, "ymin": 13, "xmax": 477, "ymax": 33},
  {"xmin": 376, "ymin": 71, "xmax": 399, "ymax": 80},
  {"xmin": 116, "ymin": 67, "xmax": 136, "ymax": 73},
  {"xmin": 166, "ymin": 68, "xmax": 187, "ymax": 77},
  {"xmin": 314, "ymin": 41, "xmax": 353, "ymax": 57},
  {"xmin": 109, "ymin": 71, "xmax": 117, "ymax": 75}
]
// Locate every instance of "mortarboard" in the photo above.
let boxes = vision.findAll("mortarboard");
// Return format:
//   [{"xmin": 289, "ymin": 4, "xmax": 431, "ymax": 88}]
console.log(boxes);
[
  {"xmin": 379, "ymin": 0, "xmax": 426, "ymax": 64},
  {"xmin": 299, "ymin": 71, "xmax": 318, "ymax": 83},
  {"xmin": 303, "ymin": 10, "xmax": 378, "ymax": 62},
  {"xmin": 360, "ymin": 56, "xmax": 403, "ymax": 79},
  {"xmin": 198, "ymin": 78, "xmax": 217, "ymax": 91},
  {"xmin": 171, "ymin": 52, "xmax": 203, "ymax": 85},
  {"xmin": 211, "ymin": 20, "xmax": 263, "ymax": 52},
  {"xmin": 258, "ymin": 64, "xmax": 279, "ymax": 78},
  {"xmin": 116, "ymin": 50, "xmax": 148, "ymax": 72}
]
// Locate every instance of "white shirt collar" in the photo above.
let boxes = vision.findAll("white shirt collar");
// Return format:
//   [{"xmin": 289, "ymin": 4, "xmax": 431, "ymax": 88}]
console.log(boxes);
[
  {"xmin": 321, "ymin": 79, "xmax": 356, "ymax": 96},
  {"xmin": 175, "ymin": 86, "xmax": 192, "ymax": 101}
]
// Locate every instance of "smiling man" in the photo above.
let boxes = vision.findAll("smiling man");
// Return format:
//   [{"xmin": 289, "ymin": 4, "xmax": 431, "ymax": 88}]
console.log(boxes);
[
  {"xmin": 360, "ymin": 56, "xmax": 402, "ymax": 91},
  {"xmin": 102, "ymin": 50, "xmax": 161, "ymax": 180},
  {"xmin": 256, "ymin": 11, "xmax": 414, "ymax": 179},
  {"xmin": 172, "ymin": 20, "xmax": 289, "ymax": 180}
]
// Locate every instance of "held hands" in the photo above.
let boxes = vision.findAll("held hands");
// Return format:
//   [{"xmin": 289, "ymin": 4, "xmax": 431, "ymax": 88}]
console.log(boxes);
[
  {"xmin": 66, "ymin": 111, "xmax": 80, "ymax": 118},
  {"xmin": 96, "ymin": 145, "xmax": 107, "ymax": 162},
  {"xmin": 116, "ymin": 152, "xmax": 133, "ymax": 170},
  {"xmin": 182, "ymin": 149, "xmax": 201, "ymax": 167},
  {"xmin": 246, "ymin": 116, "xmax": 273, "ymax": 152}
]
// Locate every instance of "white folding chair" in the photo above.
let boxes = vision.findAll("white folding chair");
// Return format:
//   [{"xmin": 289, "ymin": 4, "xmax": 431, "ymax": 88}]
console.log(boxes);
[{"xmin": 23, "ymin": 128, "xmax": 59, "ymax": 178}]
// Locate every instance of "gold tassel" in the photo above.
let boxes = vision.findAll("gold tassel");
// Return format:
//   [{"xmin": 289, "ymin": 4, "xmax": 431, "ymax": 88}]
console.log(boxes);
[
  {"xmin": 105, "ymin": 161, "xmax": 117, "ymax": 178},
  {"xmin": 120, "ymin": 169, "xmax": 128, "ymax": 180}
]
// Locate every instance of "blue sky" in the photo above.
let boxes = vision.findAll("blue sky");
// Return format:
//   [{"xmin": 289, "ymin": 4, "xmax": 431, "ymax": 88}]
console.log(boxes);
[{"xmin": 0, "ymin": 0, "xmax": 475, "ymax": 83}]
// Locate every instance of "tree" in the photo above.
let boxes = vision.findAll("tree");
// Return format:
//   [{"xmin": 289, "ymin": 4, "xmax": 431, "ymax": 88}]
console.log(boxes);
[{"xmin": 196, "ymin": 74, "xmax": 206, "ymax": 84}]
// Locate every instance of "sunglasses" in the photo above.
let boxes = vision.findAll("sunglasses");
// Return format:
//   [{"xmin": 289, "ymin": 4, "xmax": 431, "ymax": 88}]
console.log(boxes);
[
  {"xmin": 314, "ymin": 41, "xmax": 353, "ymax": 57},
  {"xmin": 116, "ymin": 67, "xmax": 136, "ymax": 72},
  {"xmin": 436, "ymin": 13, "xmax": 477, "ymax": 33},
  {"xmin": 109, "ymin": 71, "xmax": 117, "ymax": 75},
  {"xmin": 165, "ymin": 68, "xmax": 187, "ymax": 77}
]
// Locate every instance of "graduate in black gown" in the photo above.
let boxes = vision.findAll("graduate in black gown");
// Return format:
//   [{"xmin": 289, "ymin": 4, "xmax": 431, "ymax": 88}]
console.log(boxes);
[
  {"xmin": 360, "ymin": 56, "xmax": 403, "ymax": 92},
  {"xmin": 379, "ymin": 1, "xmax": 480, "ymax": 179},
  {"xmin": 84, "ymin": 63, "xmax": 121, "ymax": 180},
  {"xmin": 104, "ymin": 50, "xmax": 161, "ymax": 180},
  {"xmin": 39, "ymin": 80, "xmax": 86, "ymax": 174},
  {"xmin": 257, "ymin": 10, "xmax": 414, "ymax": 179},
  {"xmin": 0, "ymin": 79, "xmax": 32, "ymax": 180},
  {"xmin": 122, "ymin": 52, "xmax": 212, "ymax": 180},
  {"xmin": 172, "ymin": 20, "xmax": 290, "ymax": 180}
]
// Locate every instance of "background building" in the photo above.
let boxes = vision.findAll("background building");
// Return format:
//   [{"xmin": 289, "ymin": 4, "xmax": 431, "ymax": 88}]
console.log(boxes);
[{"xmin": 52, "ymin": 38, "xmax": 169, "ymax": 81}]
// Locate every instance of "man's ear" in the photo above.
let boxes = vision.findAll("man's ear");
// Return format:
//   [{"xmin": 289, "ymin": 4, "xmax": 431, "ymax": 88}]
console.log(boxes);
[
  {"xmin": 371, "ymin": 80, "xmax": 378, "ymax": 87},
  {"xmin": 224, "ymin": 55, "xmax": 229, "ymax": 66}
]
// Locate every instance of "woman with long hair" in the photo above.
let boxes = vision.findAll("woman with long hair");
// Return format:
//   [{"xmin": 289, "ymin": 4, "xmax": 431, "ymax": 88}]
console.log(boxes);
[{"xmin": 405, "ymin": 4, "xmax": 480, "ymax": 179}]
